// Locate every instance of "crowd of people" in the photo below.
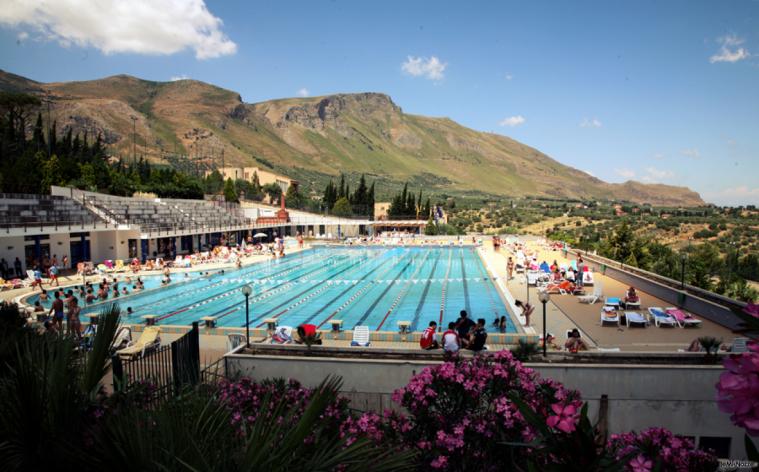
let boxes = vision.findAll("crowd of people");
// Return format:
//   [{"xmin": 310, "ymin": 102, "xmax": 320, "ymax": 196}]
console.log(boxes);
[{"xmin": 419, "ymin": 310, "xmax": 488, "ymax": 357}]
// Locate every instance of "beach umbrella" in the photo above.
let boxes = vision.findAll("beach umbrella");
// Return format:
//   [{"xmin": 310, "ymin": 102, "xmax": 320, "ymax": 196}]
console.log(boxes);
[{"xmin": 253, "ymin": 232, "xmax": 267, "ymax": 238}]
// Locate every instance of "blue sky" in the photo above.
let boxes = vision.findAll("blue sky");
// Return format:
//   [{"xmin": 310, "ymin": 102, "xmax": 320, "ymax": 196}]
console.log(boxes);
[{"xmin": 1, "ymin": 0, "xmax": 757, "ymax": 205}]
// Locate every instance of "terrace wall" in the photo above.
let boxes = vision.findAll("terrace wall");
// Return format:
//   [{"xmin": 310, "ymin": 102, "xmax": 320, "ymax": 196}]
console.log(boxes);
[{"xmin": 225, "ymin": 352, "xmax": 748, "ymax": 459}]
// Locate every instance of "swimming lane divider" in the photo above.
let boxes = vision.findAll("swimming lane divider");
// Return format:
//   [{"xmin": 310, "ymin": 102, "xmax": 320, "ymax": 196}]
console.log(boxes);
[
  {"xmin": 350, "ymin": 252, "xmax": 419, "ymax": 328},
  {"xmin": 438, "ymin": 248, "xmax": 454, "ymax": 328},
  {"xmin": 375, "ymin": 250, "xmax": 433, "ymax": 331},
  {"xmin": 248, "ymin": 255, "xmax": 370, "ymax": 328},
  {"xmin": 156, "ymin": 254, "xmax": 348, "ymax": 322},
  {"xmin": 410, "ymin": 250, "xmax": 443, "ymax": 331},
  {"xmin": 311, "ymin": 249, "xmax": 409, "ymax": 329},
  {"xmin": 459, "ymin": 247, "xmax": 472, "ymax": 316}
]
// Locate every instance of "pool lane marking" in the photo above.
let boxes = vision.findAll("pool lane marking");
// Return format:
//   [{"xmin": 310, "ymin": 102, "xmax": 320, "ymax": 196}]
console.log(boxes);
[
  {"xmin": 459, "ymin": 247, "xmax": 472, "ymax": 316},
  {"xmin": 205, "ymin": 256, "xmax": 358, "ymax": 323},
  {"xmin": 157, "ymin": 254, "xmax": 348, "ymax": 322},
  {"xmin": 350, "ymin": 250, "xmax": 420, "ymax": 329},
  {"xmin": 311, "ymin": 249, "xmax": 409, "ymax": 329},
  {"xmin": 438, "ymin": 248, "xmax": 454, "ymax": 328},
  {"xmin": 118, "ymin": 250, "xmax": 328, "ymax": 317},
  {"xmin": 249, "ymin": 254, "xmax": 372, "ymax": 328},
  {"xmin": 410, "ymin": 249, "xmax": 444, "ymax": 331},
  {"xmin": 375, "ymin": 250, "xmax": 434, "ymax": 331}
]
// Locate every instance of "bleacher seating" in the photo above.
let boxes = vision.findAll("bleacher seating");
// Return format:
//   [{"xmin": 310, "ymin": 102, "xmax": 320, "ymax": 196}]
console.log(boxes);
[
  {"xmin": 0, "ymin": 194, "xmax": 102, "ymax": 227},
  {"xmin": 81, "ymin": 194, "xmax": 252, "ymax": 232}
]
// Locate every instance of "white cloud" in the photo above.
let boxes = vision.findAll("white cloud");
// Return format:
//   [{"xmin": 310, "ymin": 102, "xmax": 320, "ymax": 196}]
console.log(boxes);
[
  {"xmin": 580, "ymin": 117, "xmax": 602, "ymax": 128},
  {"xmin": 702, "ymin": 186, "xmax": 759, "ymax": 206},
  {"xmin": 615, "ymin": 168, "xmax": 636, "ymax": 179},
  {"xmin": 16, "ymin": 31, "xmax": 28, "ymax": 41},
  {"xmin": 680, "ymin": 148, "xmax": 701, "ymax": 159},
  {"xmin": 653, "ymin": 153, "xmax": 665, "ymax": 161},
  {"xmin": 401, "ymin": 56, "xmax": 447, "ymax": 80},
  {"xmin": 296, "ymin": 88, "xmax": 309, "ymax": 97},
  {"xmin": 499, "ymin": 115, "xmax": 525, "ymax": 127},
  {"xmin": 504, "ymin": 73, "xmax": 513, "ymax": 80},
  {"xmin": 0, "ymin": 0, "xmax": 237, "ymax": 59},
  {"xmin": 170, "ymin": 74, "xmax": 189, "ymax": 81},
  {"xmin": 640, "ymin": 167, "xmax": 674, "ymax": 183},
  {"xmin": 710, "ymin": 35, "xmax": 750, "ymax": 63}
]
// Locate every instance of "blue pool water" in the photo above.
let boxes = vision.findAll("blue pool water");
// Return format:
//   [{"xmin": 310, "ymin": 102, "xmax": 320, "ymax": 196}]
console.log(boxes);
[{"xmin": 32, "ymin": 247, "xmax": 516, "ymax": 332}]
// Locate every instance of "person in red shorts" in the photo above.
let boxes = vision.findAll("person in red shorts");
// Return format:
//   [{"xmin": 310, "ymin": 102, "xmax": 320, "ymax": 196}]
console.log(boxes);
[{"xmin": 420, "ymin": 321, "xmax": 440, "ymax": 350}]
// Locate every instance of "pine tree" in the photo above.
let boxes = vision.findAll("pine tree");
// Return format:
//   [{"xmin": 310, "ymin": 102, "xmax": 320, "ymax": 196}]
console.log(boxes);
[
  {"xmin": 32, "ymin": 113, "xmax": 45, "ymax": 152},
  {"xmin": 368, "ymin": 182, "xmax": 375, "ymax": 220},
  {"xmin": 223, "ymin": 178, "xmax": 238, "ymax": 203},
  {"xmin": 338, "ymin": 174, "xmax": 345, "ymax": 199}
]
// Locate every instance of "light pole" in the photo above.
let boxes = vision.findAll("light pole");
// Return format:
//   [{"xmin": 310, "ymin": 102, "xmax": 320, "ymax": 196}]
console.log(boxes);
[
  {"xmin": 680, "ymin": 253, "xmax": 686, "ymax": 289},
  {"xmin": 241, "ymin": 284, "xmax": 252, "ymax": 346},
  {"xmin": 538, "ymin": 290, "xmax": 550, "ymax": 357},
  {"xmin": 525, "ymin": 271, "xmax": 530, "ymax": 305}
]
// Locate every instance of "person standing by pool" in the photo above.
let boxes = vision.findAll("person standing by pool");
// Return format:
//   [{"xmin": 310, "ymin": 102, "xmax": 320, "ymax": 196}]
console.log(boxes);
[
  {"xmin": 507, "ymin": 257, "xmax": 514, "ymax": 281},
  {"xmin": 68, "ymin": 297, "xmax": 82, "ymax": 340},
  {"xmin": 514, "ymin": 300, "xmax": 534, "ymax": 327},
  {"xmin": 48, "ymin": 292, "xmax": 64, "ymax": 332},
  {"xmin": 420, "ymin": 321, "xmax": 440, "ymax": 350},
  {"xmin": 49, "ymin": 263, "xmax": 60, "ymax": 287},
  {"xmin": 14, "ymin": 257, "xmax": 23, "ymax": 278},
  {"xmin": 576, "ymin": 256, "xmax": 585, "ymax": 288}
]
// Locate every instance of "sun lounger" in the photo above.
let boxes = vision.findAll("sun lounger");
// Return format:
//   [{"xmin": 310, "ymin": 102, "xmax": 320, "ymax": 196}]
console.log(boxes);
[
  {"xmin": 111, "ymin": 326, "xmax": 132, "ymax": 353},
  {"xmin": 113, "ymin": 259, "xmax": 127, "ymax": 272},
  {"xmin": 624, "ymin": 299, "xmax": 641, "ymax": 310},
  {"xmin": 625, "ymin": 311, "xmax": 649, "ymax": 327},
  {"xmin": 600, "ymin": 306, "xmax": 619, "ymax": 326},
  {"xmin": 227, "ymin": 333, "xmax": 246, "ymax": 352},
  {"xmin": 665, "ymin": 308, "xmax": 702, "ymax": 327},
  {"xmin": 582, "ymin": 271, "xmax": 594, "ymax": 286},
  {"xmin": 578, "ymin": 283, "xmax": 603, "ymax": 304},
  {"xmin": 351, "ymin": 325, "xmax": 371, "ymax": 347},
  {"xmin": 648, "ymin": 307, "xmax": 680, "ymax": 327},
  {"xmin": 731, "ymin": 337, "xmax": 750, "ymax": 353},
  {"xmin": 605, "ymin": 297, "xmax": 621, "ymax": 308},
  {"xmin": 117, "ymin": 326, "xmax": 161, "ymax": 359}
]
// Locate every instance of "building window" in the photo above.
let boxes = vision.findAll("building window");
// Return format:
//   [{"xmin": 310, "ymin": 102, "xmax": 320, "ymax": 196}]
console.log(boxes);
[
  {"xmin": 698, "ymin": 436, "xmax": 731, "ymax": 458},
  {"xmin": 25, "ymin": 234, "xmax": 50, "ymax": 241}
]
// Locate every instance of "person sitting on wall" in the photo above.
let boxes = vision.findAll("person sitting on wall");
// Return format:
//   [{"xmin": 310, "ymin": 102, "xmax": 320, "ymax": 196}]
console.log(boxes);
[
  {"xmin": 295, "ymin": 323, "xmax": 322, "ymax": 345},
  {"xmin": 564, "ymin": 329, "xmax": 588, "ymax": 353},
  {"xmin": 455, "ymin": 310, "xmax": 475, "ymax": 348},
  {"xmin": 420, "ymin": 321, "xmax": 440, "ymax": 350},
  {"xmin": 467, "ymin": 318, "xmax": 488, "ymax": 353},
  {"xmin": 271, "ymin": 325, "xmax": 294, "ymax": 344},
  {"xmin": 442, "ymin": 322, "xmax": 461, "ymax": 358}
]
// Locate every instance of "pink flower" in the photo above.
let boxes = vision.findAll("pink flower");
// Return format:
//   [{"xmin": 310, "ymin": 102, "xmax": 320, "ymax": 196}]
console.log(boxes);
[
  {"xmin": 546, "ymin": 403, "xmax": 578, "ymax": 433},
  {"xmin": 430, "ymin": 455, "xmax": 448, "ymax": 469},
  {"xmin": 744, "ymin": 303, "xmax": 759, "ymax": 319},
  {"xmin": 716, "ymin": 341, "xmax": 759, "ymax": 436},
  {"xmin": 629, "ymin": 454, "xmax": 652, "ymax": 472}
]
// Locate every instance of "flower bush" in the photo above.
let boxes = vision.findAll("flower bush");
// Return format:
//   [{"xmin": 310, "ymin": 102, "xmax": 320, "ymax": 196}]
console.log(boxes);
[
  {"xmin": 390, "ymin": 350, "xmax": 582, "ymax": 470},
  {"xmin": 216, "ymin": 377, "xmax": 351, "ymax": 434},
  {"xmin": 716, "ymin": 340, "xmax": 759, "ymax": 436},
  {"xmin": 608, "ymin": 428, "xmax": 718, "ymax": 472}
]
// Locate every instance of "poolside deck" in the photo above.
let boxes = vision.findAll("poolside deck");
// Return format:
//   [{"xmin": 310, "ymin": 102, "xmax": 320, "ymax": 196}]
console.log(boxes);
[{"xmin": 481, "ymin": 241, "xmax": 738, "ymax": 352}]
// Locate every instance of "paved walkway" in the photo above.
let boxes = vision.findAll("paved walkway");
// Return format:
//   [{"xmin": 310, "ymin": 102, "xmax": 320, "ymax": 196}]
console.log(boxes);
[{"xmin": 482, "ymin": 239, "xmax": 737, "ymax": 352}]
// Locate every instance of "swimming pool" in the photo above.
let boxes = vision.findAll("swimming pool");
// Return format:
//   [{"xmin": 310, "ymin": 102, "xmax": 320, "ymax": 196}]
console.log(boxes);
[{"xmin": 34, "ymin": 247, "xmax": 516, "ymax": 332}]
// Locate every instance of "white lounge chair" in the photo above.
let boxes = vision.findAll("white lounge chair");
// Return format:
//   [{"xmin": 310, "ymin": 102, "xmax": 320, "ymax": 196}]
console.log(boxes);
[
  {"xmin": 117, "ymin": 326, "xmax": 161, "ymax": 359},
  {"xmin": 648, "ymin": 307, "xmax": 680, "ymax": 328},
  {"xmin": 351, "ymin": 326, "xmax": 371, "ymax": 347},
  {"xmin": 578, "ymin": 283, "xmax": 603, "ymax": 304},
  {"xmin": 600, "ymin": 306, "xmax": 619, "ymax": 326},
  {"xmin": 605, "ymin": 297, "xmax": 621, "ymax": 309},
  {"xmin": 625, "ymin": 311, "xmax": 649, "ymax": 328},
  {"xmin": 665, "ymin": 308, "xmax": 702, "ymax": 327},
  {"xmin": 582, "ymin": 271, "xmax": 594, "ymax": 286},
  {"xmin": 227, "ymin": 333, "xmax": 246, "ymax": 352},
  {"xmin": 731, "ymin": 337, "xmax": 750, "ymax": 353}
]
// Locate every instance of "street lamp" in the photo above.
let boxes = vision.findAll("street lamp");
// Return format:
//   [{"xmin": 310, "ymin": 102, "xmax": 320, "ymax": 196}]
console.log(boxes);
[
  {"xmin": 538, "ymin": 290, "xmax": 551, "ymax": 357},
  {"xmin": 241, "ymin": 284, "xmax": 252, "ymax": 346}
]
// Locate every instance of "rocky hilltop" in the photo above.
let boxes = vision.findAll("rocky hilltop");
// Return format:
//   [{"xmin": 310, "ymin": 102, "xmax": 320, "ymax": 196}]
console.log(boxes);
[{"xmin": 0, "ymin": 70, "xmax": 704, "ymax": 206}]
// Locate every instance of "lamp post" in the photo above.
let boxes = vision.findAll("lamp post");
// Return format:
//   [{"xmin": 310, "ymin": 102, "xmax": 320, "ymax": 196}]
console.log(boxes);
[
  {"xmin": 538, "ymin": 290, "xmax": 550, "ymax": 357},
  {"xmin": 241, "ymin": 284, "xmax": 252, "ymax": 346},
  {"xmin": 680, "ymin": 253, "xmax": 686, "ymax": 289},
  {"xmin": 525, "ymin": 270, "xmax": 530, "ymax": 305}
]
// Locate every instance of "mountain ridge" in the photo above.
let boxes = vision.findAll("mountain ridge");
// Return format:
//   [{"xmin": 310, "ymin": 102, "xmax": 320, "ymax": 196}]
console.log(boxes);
[{"xmin": 0, "ymin": 70, "xmax": 704, "ymax": 206}]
